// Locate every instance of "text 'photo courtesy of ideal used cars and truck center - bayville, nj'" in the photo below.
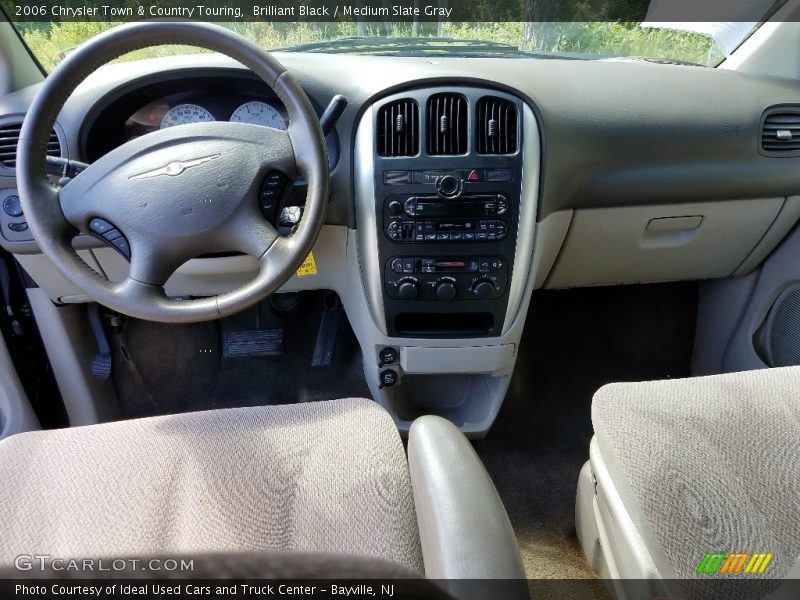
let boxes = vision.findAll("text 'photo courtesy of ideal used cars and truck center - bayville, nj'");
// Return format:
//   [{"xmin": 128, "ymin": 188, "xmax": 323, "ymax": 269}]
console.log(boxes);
[{"xmin": 0, "ymin": 0, "xmax": 799, "ymax": 599}]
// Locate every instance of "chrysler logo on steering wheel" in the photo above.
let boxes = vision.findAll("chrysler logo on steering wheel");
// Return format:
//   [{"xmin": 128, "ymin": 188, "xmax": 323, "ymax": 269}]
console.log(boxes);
[{"xmin": 129, "ymin": 154, "xmax": 221, "ymax": 180}]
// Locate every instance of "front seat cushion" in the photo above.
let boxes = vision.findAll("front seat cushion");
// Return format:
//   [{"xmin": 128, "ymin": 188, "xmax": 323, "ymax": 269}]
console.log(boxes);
[
  {"xmin": 0, "ymin": 398, "xmax": 423, "ymax": 572},
  {"xmin": 592, "ymin": 367, "xmax": 800, "ymax": 581}
]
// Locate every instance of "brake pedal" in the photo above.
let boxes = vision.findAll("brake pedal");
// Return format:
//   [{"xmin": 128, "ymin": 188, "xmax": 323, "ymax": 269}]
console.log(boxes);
[{"xmin": 223, "ymin": 329, "xmax": 284, "ymax": 358}]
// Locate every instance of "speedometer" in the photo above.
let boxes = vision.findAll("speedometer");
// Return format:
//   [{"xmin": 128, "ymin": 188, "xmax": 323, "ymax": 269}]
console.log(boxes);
[
  {"xmin": 230, "ymin": 101, "xmax": 286, "ymax": 129},
  {"xmin": 160, "ymin": 104, "xmax": 215, "ymax": 129}
]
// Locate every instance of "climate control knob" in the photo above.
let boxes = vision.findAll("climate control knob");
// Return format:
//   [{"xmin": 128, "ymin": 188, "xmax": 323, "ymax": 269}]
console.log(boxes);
[
  {"xmin": 435, "ymin": 279, "xmax": 457, "ymax": 301},
  {"xmin": 397, "ymin": 278, "xmax": 419, "ymax": 300},
  {"xmin": 472, "ymin": 279, "xmax": 496, "ymax": 299}
]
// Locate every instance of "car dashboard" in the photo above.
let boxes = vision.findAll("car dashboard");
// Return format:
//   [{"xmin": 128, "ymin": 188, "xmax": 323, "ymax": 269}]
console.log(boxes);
[{"xmin": 3, "ymin": 51, "xmax": 800, "ymax": 435}]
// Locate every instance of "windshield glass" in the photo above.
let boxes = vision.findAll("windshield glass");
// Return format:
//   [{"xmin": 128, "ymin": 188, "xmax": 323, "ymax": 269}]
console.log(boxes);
[{"xmin": 3, "ymin": 0, "xmax": 786, "ymax": 72}]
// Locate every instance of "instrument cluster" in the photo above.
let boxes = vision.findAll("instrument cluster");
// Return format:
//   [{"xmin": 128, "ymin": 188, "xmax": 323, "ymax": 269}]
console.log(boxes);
[{"xmin": 125, "ymin": 96, "xmax": 287, "ymax": 140}]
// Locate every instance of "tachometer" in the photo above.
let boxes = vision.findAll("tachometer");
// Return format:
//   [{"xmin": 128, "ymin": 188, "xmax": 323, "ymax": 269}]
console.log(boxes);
[
  {"xmin": 230, "ymin": 101, "xmax": 285, "ymax": 129},
  {"xmin": 160, "ymin": 104, "xmax": 215, "ymax": 129}
]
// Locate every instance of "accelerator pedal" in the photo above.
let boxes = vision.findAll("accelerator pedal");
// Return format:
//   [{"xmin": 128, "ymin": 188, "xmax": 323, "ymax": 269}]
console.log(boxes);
[
  {"xmin": 223, "ymin": 329, "xmax": 284, "ymax": 359},
  {"xmin": 311, "ymin": 293, "xmax": 343, "ymax": 368},
  {"xmin": 87, "ymin": 304, "xmax": 112, "ymax": 379}
]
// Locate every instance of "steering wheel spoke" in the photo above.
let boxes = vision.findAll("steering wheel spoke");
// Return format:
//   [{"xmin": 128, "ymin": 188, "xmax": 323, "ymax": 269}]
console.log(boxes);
[
  {"xmin": 125, "ymin": 243, "xmax": 185, "ymax": 288},
  {"xmin": 57, "ymin": 172, "xmax": 107, "ymax": 233},
  {"xmin": 227, "ymin": 212, "xmax": 281, "ymax": 259}
]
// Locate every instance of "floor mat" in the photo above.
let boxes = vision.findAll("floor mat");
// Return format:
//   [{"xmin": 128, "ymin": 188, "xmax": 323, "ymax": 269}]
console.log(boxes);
[
  {"xmin": 474, "ymin": 282, "xmax": 697, "ymax": 594},
  {"xmin": 110, "ymin": 291, "xmax": 372, "ymax": 418}
]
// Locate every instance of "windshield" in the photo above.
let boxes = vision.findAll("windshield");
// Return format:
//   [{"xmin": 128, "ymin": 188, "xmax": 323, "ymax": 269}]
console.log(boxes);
[{"xmin": 4, "ymin": 1, "xmax": 786, "ymax": 72}]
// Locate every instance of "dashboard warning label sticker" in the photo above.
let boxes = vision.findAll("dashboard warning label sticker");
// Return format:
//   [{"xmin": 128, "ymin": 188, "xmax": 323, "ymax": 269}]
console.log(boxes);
[{"xmin": 297, "ymin": 251, "xmax": 318, "ymax": 277}]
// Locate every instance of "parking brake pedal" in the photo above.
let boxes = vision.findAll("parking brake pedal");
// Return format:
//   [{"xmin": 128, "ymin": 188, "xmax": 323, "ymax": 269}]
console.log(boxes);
[
  {"xmin": 311, "ymin": 293, "xmax": 343, "ymax": 367},
  {"xmin": 87, "ymin": 304, "xmax": 112, "ymax": 379}
]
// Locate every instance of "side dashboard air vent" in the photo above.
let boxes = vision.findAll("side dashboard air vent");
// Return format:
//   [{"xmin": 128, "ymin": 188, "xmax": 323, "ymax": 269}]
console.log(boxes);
[
  {"xmin": 427, "ymin": 93, "xmax": 468, "ymax": 155},
  {"xmin": 761, "ymin": 108, "xmax": 800, "ymax": 156},
  {"xmin": 377, "ymin": 99, "xmax": 419, "ymax": 157},
  {"xmin": 476, "ymin": 97, "xmax": 518, "ymax": 155},
  {"xmin": 0, "ymin": 122, "xmax": 61, "ymax": 168}
]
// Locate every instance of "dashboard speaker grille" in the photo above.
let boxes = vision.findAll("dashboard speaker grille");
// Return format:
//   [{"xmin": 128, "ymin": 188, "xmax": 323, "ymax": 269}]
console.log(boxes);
[
  {"xmin": 377, "ymin": 99, "xmax": 419, "ymax": 157},
  {"xmin": 761, "ymin": 107, "xmax": 800, "ymax": 155},
  {"xmin": 766, "ymin": 285, "xmax": 800, "ymax": 367},
  {"xmin": 0, "ymin": 122, "xmax": 61, "ymax": 168},
  {"xmin": 477, "ymin": 96, "xmax": 518, "ymax": 155},
  {"xmin": 427, "ymin": 93, "xmax": 468, "ymax": 155}
]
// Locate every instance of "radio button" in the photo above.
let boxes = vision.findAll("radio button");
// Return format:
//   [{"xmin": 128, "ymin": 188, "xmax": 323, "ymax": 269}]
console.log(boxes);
[
  {"xmin": 497, "ymin": 196, "xmax": 509, "ymax": 215},
  {"xmin": 390, "ymin": 258, "xmax": 403, "ymax": 273},
  {"xmin": 496, "ymin": 222, "xmax": 508, "ymax": 239},
  {"xmin": 436, "ymin": 233, "xmax": 450, "ymax": 241},
  {"xmin": 387, "ymin": 221, "xmax": 402, "ymax": 240},
  {"xmin": 464, "ymin": 233, "xmax": 476, "ymax": 241},
  {"xmin": 436, "ymin": 175, "xmax": 463, "ymax": 199},
  {"xmin": 402, "ymin": 258, "xmax": 415, "ymax": 274},
  {"xmin": 451, "ymin": 233, "xmax": 463, "ymax": 241},
  {"xmin": 388, "ymin": 200, "xmax": 403, "ymax": 215}
]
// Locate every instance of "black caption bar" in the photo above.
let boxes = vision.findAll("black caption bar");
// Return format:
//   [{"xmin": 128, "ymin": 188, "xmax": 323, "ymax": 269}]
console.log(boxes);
[
  {"xmin": 4, "ymin": 578, "xmax": 800, "ymax": 600},
  {"xmin": 0, "ymin": 0, "xmax": 794, "ymax": 23}
]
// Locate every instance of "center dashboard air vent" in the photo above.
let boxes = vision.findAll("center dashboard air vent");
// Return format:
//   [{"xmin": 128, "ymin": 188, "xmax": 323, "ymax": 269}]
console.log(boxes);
[
  {"xmin": 377, "ymin": 99, "xmax": 419, "ymax": 157},
  {"xmin": 427, "ymin": 93, "xmax": 468, "ymax": 156},
  {"xmin": 476, "ymin": 96, "xmax": 518, "ymax": 155},
  {"xmin": 761, "ymin": 107, "xmax": 800, "ymax": 156},
  {"xmin": 0, "ymin": 121, "xmax": 62, "ymax": 169}
]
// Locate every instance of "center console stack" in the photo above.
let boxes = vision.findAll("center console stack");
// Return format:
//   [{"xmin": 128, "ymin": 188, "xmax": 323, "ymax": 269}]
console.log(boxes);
[{"xmin": 373, "ymin": 89, "xmax": 524, "ymax": 337}]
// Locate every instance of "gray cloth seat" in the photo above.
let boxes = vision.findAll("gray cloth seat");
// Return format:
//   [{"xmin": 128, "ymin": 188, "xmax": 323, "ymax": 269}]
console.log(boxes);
[
  {"xmin": 577, "ymin": 367, "xmax": 800, "ymax": 599},
  {"xmin": 0, "ymin": 398, "xmax": 525, "ymax": 596}
]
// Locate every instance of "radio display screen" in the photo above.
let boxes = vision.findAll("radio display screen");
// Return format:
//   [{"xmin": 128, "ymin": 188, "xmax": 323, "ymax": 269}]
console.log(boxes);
[
  {"xmin": 434, "ymin": 220, "xmax": 477, "ymax": 232},
  {"xmin": 416, "ymin": 201, "xmax": 473, "ymax": 217}
]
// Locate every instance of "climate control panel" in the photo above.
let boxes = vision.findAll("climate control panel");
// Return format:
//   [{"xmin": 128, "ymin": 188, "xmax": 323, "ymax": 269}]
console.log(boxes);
[{"xmin": 385, "ymin": 256, "xmax": 507, "ymax": 301}]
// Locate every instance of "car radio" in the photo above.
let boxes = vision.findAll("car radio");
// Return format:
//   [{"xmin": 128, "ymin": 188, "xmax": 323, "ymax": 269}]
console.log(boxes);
[
  {"xmin": 371, "ymin": 89, "xmax": 524, "ymax": 337},
  {"xmin": 384, "ymin": 193, "xmax": 511, "ymax": 244}
]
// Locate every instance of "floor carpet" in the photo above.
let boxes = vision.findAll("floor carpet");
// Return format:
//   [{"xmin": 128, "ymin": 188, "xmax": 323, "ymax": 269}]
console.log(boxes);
[
  {"xmin": 474, "ymin": 282, "xmax": 697, "ymax": 596},
  {"xmin": 110, "ymin": 291, "xmax": 371, "ymax": 418}
]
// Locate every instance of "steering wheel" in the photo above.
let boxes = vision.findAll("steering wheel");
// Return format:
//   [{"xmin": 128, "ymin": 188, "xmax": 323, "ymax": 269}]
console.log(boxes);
[{"xmin": 17, "ymin": 22, "xmax": 329, "ymax": 323}]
